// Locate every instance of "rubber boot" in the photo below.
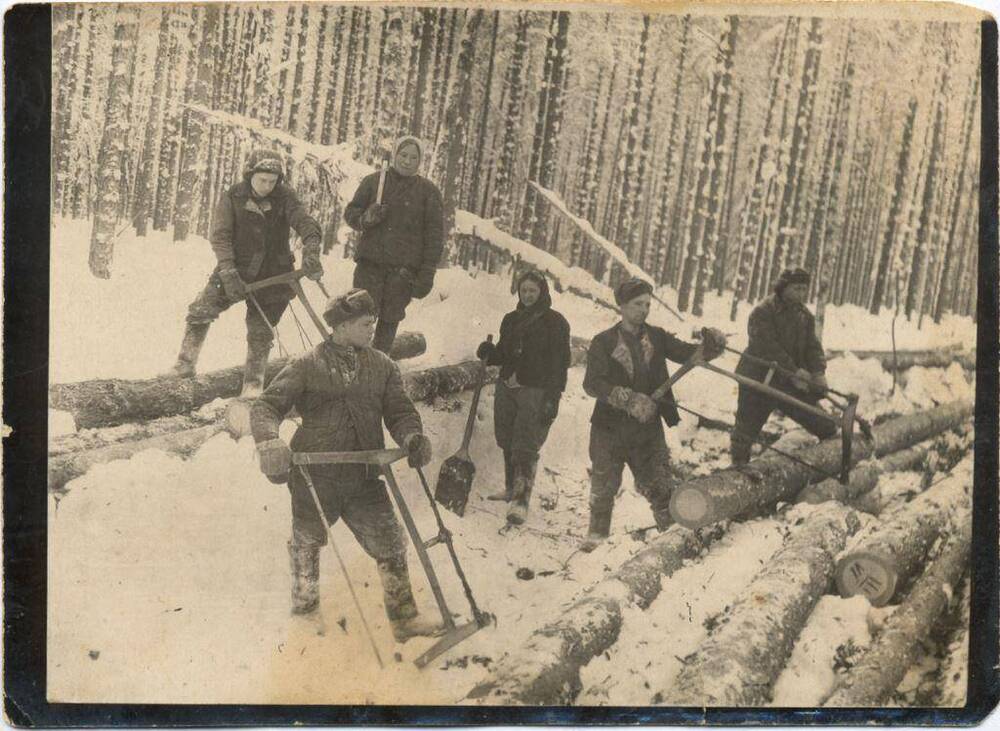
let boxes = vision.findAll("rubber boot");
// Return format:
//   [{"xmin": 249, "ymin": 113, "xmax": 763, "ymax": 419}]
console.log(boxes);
[
  {"xmin": 288, "ymin": 540, "xmax": 320, "ymax": 615},
  {"xmin": 487, "ymin": 450, "xmax": 515, "ymax": 501},
  {"xmin": 241, "ymin": 339, "xmax": 272, "ymax": 398},
  {"xmin": 373, "ymin": 319, "xmax": 399, "ymax": 354},
  {"xmin": 580, "ymin": 504, "xmax": 613, "ymax": 553},
  {"xmin": 378, "ymin": 556, "xmax": 445, "ymax": 643},
  {"xmin": 506, "ymin": 454, "xmax": 537, "ymax": 525},
  {"xmin": 167, "ymin": 323, "xmax": 209, "ymax": 378}
]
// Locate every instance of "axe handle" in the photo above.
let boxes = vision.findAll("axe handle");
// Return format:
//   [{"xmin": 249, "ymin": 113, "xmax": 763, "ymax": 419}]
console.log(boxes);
[{"xmin": 376, "ymin": 164, "xmax": 387, "ymax": 205}]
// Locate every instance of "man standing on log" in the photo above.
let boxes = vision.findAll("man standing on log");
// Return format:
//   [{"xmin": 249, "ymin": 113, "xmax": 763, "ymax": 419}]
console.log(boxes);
[
  {"xmin": 580, "ymin": 278, "xmax": 726, "ymax": 551},
  {"xmin": 344, "ymin": 136, "xmax": 444, "ymax": 354},
  {"xmin": 731, "ymin": 267, "xmax": 836, "ymax": 467},
  {"xmin": 475, "ymin": 270, "xmax": 571, "ymax": 526},
  {"xmin": 250, "ymin": 288, "xmax": 441, "ymax": 642},
  {"xmin": 167, "ymin": 149, "xmax": 324, "ymax": 397}
]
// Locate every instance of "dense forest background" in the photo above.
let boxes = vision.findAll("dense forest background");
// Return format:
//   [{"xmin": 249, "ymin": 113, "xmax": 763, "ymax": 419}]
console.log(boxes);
[{"xmin": 51, "ymin": 4, "xmax": 981, "ymax": 323}]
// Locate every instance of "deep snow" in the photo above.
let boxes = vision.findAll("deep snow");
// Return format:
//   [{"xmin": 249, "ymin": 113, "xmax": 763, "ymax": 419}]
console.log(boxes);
[{"xmin": 47, "ymin": 218, "xmax": 976, "ymax": 704}]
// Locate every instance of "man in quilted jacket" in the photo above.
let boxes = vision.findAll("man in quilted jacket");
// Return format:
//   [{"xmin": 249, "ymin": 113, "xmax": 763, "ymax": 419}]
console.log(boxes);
[
  {"xmin": 250, "ymin": 288, "xmax": 440, "ymax": 642},
  {"xmin": 167, "ymin": 149, "xmax": 324, "ymax": 397},
  {"xmin": 730, "ymin": 267, "xmax": 837, "ymax": 466}
]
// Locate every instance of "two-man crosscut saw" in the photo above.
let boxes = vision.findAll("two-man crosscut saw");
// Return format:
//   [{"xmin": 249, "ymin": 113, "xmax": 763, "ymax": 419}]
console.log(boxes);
[
  {"xmin": 293, "ymin": 448, "xmax": 490, "ymax": 670},
  {"xmin": 648, "ymin": 343, "xmax": 863, "ymax": 485}
]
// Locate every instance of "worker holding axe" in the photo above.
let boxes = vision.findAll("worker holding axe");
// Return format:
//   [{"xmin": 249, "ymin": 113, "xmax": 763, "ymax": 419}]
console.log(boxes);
[
  {"xmin": 730, "ymin": 267, "xmax": 838, "ymax": 467},
  {"xmin": 250, "ymin": 287, "xmax": 442, "ymax": 643},
  {"xmin": 580, "ymin": 277, "xmax": 727, "ymax": 552},
  {"xmin": 475, "ymin": 269, "xmax": 571, "ymax": 525},
  {"xmin": 344, "ymin": 136, "xmax": 444, "ymax": 354}
]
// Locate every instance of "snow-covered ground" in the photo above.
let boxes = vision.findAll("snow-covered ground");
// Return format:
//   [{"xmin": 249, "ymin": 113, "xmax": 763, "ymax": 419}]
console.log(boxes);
[{"xmin": 47, "ymin": 218, "xmax": 976, "ymax": 704}]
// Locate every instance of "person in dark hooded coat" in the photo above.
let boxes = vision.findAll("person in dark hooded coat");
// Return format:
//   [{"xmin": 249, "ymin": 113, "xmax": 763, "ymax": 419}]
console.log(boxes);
[
  {"xmin": 167, "ymin": 149, "xmax": 324, "ymax": 396},
  {"xmin": 475, "ymin": 270, "xmax": 571, "ymax": 525},
  {"xmin": 344, "ymin": 136, "xmax": 444, "ymax": 353}
]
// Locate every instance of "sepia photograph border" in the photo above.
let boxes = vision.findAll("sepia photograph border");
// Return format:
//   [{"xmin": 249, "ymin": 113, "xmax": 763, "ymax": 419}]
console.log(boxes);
[{"xmin": 4, "ymin": 1, "xmax": 999, "ymax": 726}]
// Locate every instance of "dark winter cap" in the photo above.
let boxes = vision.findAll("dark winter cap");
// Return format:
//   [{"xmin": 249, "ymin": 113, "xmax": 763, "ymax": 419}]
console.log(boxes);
[
  {"xmin": 615, "ymin": 277, "xmax": 654, "ymax": 306},
  {"xmin": 246, "ymin": 149, "xmax": 285, "ymax": 178},
  {"xmin": 323, "ymin": 288, "xmax": 377, "ymax": 328},
  {"xmin": 774, "ymin": 267, "xmax": 811, "ymax": 295}
]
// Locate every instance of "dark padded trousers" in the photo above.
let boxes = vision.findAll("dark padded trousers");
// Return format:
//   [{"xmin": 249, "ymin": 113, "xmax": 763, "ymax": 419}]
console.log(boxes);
[
  {"xmin": 588, "ymin": 421, "xmax": 674, "ymax": 536},
  {"xmin": 353, "ymin": 260, "xmax": 413, "ymax": 353},
  {"xmin": 493, "ymin": 382, "xmax": 552, "ymax": 461},
  {"xmin": 730, "ymin": 383, "xmax": 838, "ymax": 464},
  {"xmin": 185, "ymin": 271, "xmax": 292, "ymax": 347}
]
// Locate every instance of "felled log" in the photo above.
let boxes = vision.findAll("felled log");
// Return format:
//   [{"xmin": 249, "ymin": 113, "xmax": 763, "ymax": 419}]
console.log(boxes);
[
  {"xmin": 466, "ymin": 525, "xmax": 719, "ymax": 705},
  {"xmin": 834, "ymin": 464, "xmax": 971, "ymax": 606},
  {"xmin": 825, "ymin": 522, "xmax": 972, "ymax": 706},
  {"xmin": 668, "ymin": 503, "xmax": 859, "ymax": 706},
  {"xmin": 49, "ymin": 332, "xmax": 426, "ymax": 429},
  {"xmin": 826, "ymin": 347, "xmax": 975, "ymax": 372},
  {"xmin": 50, "ymin": 358, "xmax": 500, "ymax": 491},
  {"xmin": 669, "ymin": 399, "xmax": 973, "ymax": 530},
  {"xmin": 49, "ymin": 408, "xmax": 225, "ymax": 457},
  {"xmin": 49, "ymin": 423, "xmax": 226, "ymax": 493},
  {"xmin": 796, "ymin": 444, "xmax": 932, "ymax": 508},
  {"xmin": 935, "ymin": 574, "xmax": 971, "ymax": 707}
]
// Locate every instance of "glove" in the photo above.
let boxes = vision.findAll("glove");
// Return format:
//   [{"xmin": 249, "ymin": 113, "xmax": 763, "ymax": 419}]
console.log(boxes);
[
  {"xmin": 302, "ymin": 246, "xmax": 323, "ymax": 281},
  {"xmin": 608, "ymin": 386, "xmax": 633, "ymax": 410},
  {"xmin": 476, "ymin": 340, "xmax": 496, "ymax": 361},
  {"xmin": 700, "ymin": 327, "xmax": 727, "ymax": 360},
  {"xmin": 257, "ymin": 438, "xmax": 292, "ymax": 484},
  {"xmin": 219, "ymin": 267, "xmax": 247, "ymax": 301},
  {"xmin": 360, "ymin": 203, "xmax": 387, "ymax": 229},
  {"xmin": 540, "ymin": 391, "xmax": 561, "ymax": 424},
  {"xmin": 626, "ymin": 392, "xmax": 659, "ymax": 424},
  {"xmin": 810, "ymin": 372, "xmax": 829, "ymax": 395},
  {"xmin": 411, "ymin": 268, "xmax": 435, "ymax": 299},
  {"xmin": 405, "ymin": 433, "xmax": 433, "ymax": 468},
  {"xmin": 791, "ymin": 368, "xmax": 812, "ymax": 392}
]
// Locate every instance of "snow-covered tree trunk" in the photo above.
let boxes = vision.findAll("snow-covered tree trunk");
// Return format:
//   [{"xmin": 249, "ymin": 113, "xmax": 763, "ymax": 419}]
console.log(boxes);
[
  {"xmin": 171, "ymin": 5, "xmax": 218, "ymax": 243},
  {"xmin": 669, "ymin": 399, "xmax": 973, "ymax": 530},
  {"xmin": 286, "ymin": 5, "xmax": 312, "ymax": 138},
  {"xmin": 88, "ymin": 4, "xmax": 140, "ymax": 279},
  {"xmin": 835, "ymin": 464, "xmax": 970, "ymax": 606},
  {"xmin": 373, "ymin": 8, "xmax": 406, "ymax": 162},
  {"xmin": 613, "ymin": 14, "xmax": 650, "ymax": 256},
  {"xmin": 336, "ymin": 8, "xmax": 361, "ymax": 144},
  {"xmin": 825, "ymin": 522, "xmax": 971, "ymax": 707},
  {"xmin": 466, "ymin": 10, "xmax": 499, "ymax": 214},
  {"xmin": 669, "ymin": 503, "xmax": 858, "ymax": 706},
  {"xmin": 489, "ymin": 11, "xmax": 529, "ymax": 229},
  {"xmin": 868, "ymin": 99, "xmax": 917, "ymax": 314}
]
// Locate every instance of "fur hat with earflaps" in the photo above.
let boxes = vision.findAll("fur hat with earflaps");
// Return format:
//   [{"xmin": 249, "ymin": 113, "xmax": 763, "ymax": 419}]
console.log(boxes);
[{"xmin": 323, "ymin": 288, "xmax": 377, "ymax": 329}]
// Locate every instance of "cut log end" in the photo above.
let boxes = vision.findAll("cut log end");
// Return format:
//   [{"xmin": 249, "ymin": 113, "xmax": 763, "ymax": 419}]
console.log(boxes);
[
  {"xmin": 670, "ymin": 486, "xmax": 712, "ymax": 529},
  {"xmin": 835, "ymin": 550, "xmax": 897, "ymax": 607}
]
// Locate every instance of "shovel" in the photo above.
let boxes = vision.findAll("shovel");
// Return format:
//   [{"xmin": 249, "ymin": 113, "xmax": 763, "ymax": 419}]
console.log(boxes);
[{"xmin": 434, "ymin": 336, "xmax": 492, "ymax": 516}]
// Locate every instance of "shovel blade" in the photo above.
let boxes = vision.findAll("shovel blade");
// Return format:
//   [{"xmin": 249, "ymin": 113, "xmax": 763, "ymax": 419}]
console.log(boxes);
[
  {"xmin": 434, "ymin": 456, "xmax": 476, "ymax": 517},
  {"xmin": 413, "ymin": 619, "xmax": 485, "ymax": 669}
]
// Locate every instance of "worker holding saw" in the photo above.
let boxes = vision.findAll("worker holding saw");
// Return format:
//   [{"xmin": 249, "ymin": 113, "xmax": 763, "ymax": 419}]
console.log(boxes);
[
  {"xmin": 344, "ymin": 136, "xmax": 444, "ymax": 354},
  {"xmin": 475, "ymin": 269, "xmax": 571, "ymax": 526},
  {"xmin": 250, "ymin": 288, "xmax": 442, "ymax": 642},
  {"xmin": 580, "ymin": 277, "xmax": 727, "ymax": 551},
  {"xmin": 167, "ymin": 149, "xmax": 324, "ymax": 396},
  {"xmin": 731, "ymin": 267, "xmax": 838, "ymax": 467}
]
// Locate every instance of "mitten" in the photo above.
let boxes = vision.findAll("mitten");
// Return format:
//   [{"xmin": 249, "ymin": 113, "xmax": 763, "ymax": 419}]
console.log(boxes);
[
  {"xmin": 405, "ymin": 433, "xmax": 433, "ymax": 468},
  {"xmin": 411, "ymin": 268, "xmax": 435, "ymax": 299},
  {"xmin": 257, "ymin": 438, "xmax": 292, "ymax": 484},
  {"xmin": 219, "ymin": 267, "xmax": 247, "ymax": 301}
]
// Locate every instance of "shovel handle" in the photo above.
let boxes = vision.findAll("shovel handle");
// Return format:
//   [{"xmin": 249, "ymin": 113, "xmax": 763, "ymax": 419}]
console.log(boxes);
[{"xmin": 458, "ymin": 335, "xmax": 492, "ymax": 451}]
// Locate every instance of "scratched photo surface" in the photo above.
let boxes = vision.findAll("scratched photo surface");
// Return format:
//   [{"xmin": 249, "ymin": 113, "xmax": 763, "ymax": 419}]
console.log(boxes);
[{"xmin": 48, "ymin": 1, "xmax": 982, "ymax": 708}]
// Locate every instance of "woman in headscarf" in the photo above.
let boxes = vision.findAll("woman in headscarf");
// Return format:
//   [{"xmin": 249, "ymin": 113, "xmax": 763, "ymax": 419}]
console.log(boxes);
[
  {"xmin": 475, "ymin": 270, "xmax": 571, "ymax": 525},
  {"xmin": 344, "ymin": 136, "xmax": 444, "ymax": 353}
]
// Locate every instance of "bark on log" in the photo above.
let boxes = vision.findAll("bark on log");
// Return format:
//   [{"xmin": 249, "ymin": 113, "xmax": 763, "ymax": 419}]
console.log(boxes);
[
  {"xmin": 49, "ymin": 408, "xmax": 226, "ymax": 457},
  {"xmin": 49, "ymin": 424, "xmax": 226, "ymax": 493},
  {"xmin": 834, "ymin": 464, "xmax": 971, "ymax": 606},
  {"xmin": 935, "ymin": 574, "xmax": 970, "ymax": 707},
  {"xmin": 825, "ymin": 522, "xmax": 971, "ymax": 706},
  {"xmin": 669, "ymin": 400, "xmax": 973, "ymax": 530},
  {"xmin": 50, "ymin": 357, "xmax": 501, "ymax": 491},
  {"xmin": 668, "ymin": 503, "xmax": 859, "ymax": 706},
  {"xmin": 827, "ymin": 347, "xmax": 975, "ymax": 371},
  {"xmin": 796, "ymin": 443, "xmax": 931, "ymax": 507},
  {"xmin": 49, "ymin": 332, "xmax": 427, "ymax": 429},
  {"xmin": 466, "ymin": 525, "xmax": 720, "ymax": 705}
]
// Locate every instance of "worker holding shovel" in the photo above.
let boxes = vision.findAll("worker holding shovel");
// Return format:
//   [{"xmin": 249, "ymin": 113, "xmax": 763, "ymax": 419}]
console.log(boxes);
[
  {"xmin": 475, "ymin": 270, "xmax": 571, "ymax": 525},
  {"xmin": 580, "ymin": 277, "xmax": 727, "ymax": 552},
  {"xmin": 250, "ymin": 288, "xmax": 442, "ymax": 643},
  {"xmin": 730, "ymin": 267, "xmax": 837, "ymax": 467}
]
